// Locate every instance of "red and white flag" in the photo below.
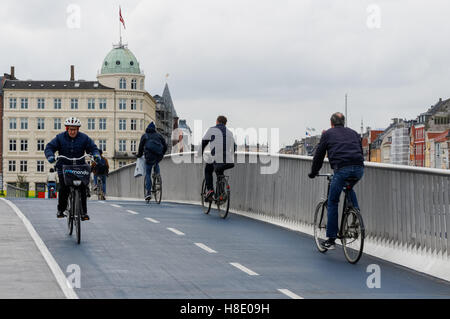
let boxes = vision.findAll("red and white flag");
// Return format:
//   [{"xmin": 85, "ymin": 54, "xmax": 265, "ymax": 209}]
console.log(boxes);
[{"xmin": 119, "ymin": 6, "xmax": 126, "ymax": 29}]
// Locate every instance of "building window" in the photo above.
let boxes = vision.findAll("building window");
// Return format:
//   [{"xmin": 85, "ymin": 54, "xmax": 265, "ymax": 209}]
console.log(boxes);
[
  {"xmin": 37, "ymin": 140, "xmax": 45, "ymax": 151},
  {"xmin": 88, "ymin": 118, "xmax": 95, "ymax": 130},
  {"xmin": 131, "ymin": 140, "xmax": 137, "ymax": 153},
  {"xmin": 8, "ymin": 161, "xmax": 16, "ymax": 172},
  {"xmin": 140, "ymin": 79, "xmax": 144, "ymax": 90},
  {"xmin": 9, "ymin": 140, "xmax": 17, "ymax": 151},
  {"xmin": 119, "ymin": 99, "xmax": 126, "ymax": 110},
  {"xmin": 20, "ymin": 140, "xmax": 28, "ymax": 152},
  {"xmin": 9, "ymin": 118, "xmax": 17, "ymax": 130},
  {"xmin": 37, "ymin": 161, "xmax": 45, "ymax": 173},
  {"xmin": 119, "ymin": 119, "xmax": 126, "ymax": 131},
  {"xmin": 130, "ymin": 119, "xmax": 137, "ymax": 131},
  {"xmin": 54, "ymin": 98, "xmax": 62, "ymax": 109},
  {"xmin": 98, "ymin": 140, "xmax": 106, "ymax": 152},
  {"xmin": 131, "ymin": 99, "xmax": 136, "ymax": 110},
  {"xmin": 140, "ymin": 119, "xmax": 143, "ymax": 130},
  {"xmin": 20, "ymin": 118, "xmax": 28, "ymax": 130},
  {"xmin": 131, "ymin": 78, "xmax": 137, "ymax": 90},
  {"xmin": 99, "ymin": 118, "xmax": 107, "ymax": 130},
  {"xmin": 119, "ymin": 140, "xmax": 126, "ymax": 152},
  {"xmin": 21, "ymin": 98, "xmax": 28, "ymax": 109},
  {"xmin": 37, "ymin": 118, "xmax": 45, "ymax": 130},
  {"xmin": 9, "ymin": 98, "xmax": 17, "ymax": 109},
  {"xmin": 140, "ymin": 100, "xmax": 143, "ymax": 111},
  {"xmin": 99, "ymin": 99, "xmax": 107, "ymax": 110},
  {"xmin": 54, "ymin": 118, "xmax": 62, "ymax": 130},
  {"xmin": 119, "ymin": 161, "xmax": 127, "ymax": 168},
  {"xmin": 119, "ymin": 78, "xmax": 126, "ymax": 89},
  {"xmin": 20, "ymin": 160, "xmax": 28, "ymax": 172},
  {"xmin": 71, "ymin": 98, "xmax": 78, "ymax": 109},
  {"xmin": 37, "ymin": 98, "xmax": 45, "ymax": 109},
  {"xmin": 88, "ymin": 98, "xmax": 95, "ymax": 110}
]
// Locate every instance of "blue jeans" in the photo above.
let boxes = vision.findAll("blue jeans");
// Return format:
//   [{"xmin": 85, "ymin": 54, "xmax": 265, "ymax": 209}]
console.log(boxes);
[
  {"xmin": 327, "ymin": 165, "xmax": 364, "ymax": 238},
  {"xmin": 145, "ymin": 162, "xmax": 160, "ymax": 194},
  {"xmin": 94, "ymin": 175, "xmax": 107, "ymax": 194}
]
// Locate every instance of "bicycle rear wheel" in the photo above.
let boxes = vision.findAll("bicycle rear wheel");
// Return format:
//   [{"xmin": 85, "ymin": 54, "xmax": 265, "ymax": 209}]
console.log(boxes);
[
  {"xmin": 74, "ymin": 190, "xmax": 81, "ymax": 245},
  {"xmin": 154, "ymin": 175, "xmax": 162, "ymax": 204},
  {"xmin": 201, "ymin": 179, "xmax": 211, "ymax": 214},
  {"xmin": 216, "ymin": 179, "xmax": 230, "ymax": 219},
  {"xmin": 67, "ymin": 193, "xmax": 74, "ymax": 235},
  {"xmin": 341, "ymin": 209, "xmax": 365, "ymax": 264},
  {"xmin": 313, "ymin": 200, "xmax": 328, "ymax": 253}
]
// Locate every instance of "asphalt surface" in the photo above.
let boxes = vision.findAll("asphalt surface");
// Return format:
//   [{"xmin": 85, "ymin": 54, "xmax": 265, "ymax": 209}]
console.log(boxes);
[{"xmin": 5, "ymin": 198, "xmax": 450, "ymax": 299}]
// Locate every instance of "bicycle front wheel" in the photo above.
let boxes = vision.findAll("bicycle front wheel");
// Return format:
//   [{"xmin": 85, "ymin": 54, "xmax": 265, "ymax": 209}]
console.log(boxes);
[
  {"xmin": 313, "ymin": 200, "xmax": 328, "ymax": 253},
  {"xmin": 74, "ymin": 190, "xmax": 82, "ymax": 245},
  {"xmin": 341, "ymin": 209, "xmax": 365, "ymax": 264},
  {"xmin": 67, "ymin": 193, "xmax": 74, "ymax": 235},
  {"xmin": 154, "ymin": 176, "xmax": 162, "ymax": 204},
  {"xmin": 201, "ymin": 179, "xmax": 211, "ymax": 214}
]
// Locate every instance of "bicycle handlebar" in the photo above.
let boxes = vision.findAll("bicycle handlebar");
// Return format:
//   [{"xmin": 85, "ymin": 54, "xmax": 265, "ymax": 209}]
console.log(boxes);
[{"xmin": 56, "ymin": 154, "xmax": 92, "ymax": 162}]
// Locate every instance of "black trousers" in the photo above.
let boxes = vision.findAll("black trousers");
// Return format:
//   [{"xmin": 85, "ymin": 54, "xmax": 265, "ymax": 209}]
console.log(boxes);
[
  {"xmin": 57, "ymin": 174, "xmax": 87, "ymax": 214},
  {"xmin": 205, "ymin": 163, "xmax": 235, "ymax": 191}
]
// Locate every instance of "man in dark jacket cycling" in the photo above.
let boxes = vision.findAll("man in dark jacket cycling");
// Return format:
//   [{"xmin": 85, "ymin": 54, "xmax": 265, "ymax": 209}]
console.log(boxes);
[
  {"xmin": 137, "ymin": 122, "xmax": 168, "ymax": 201},
  {"xmin": 308, "ymin": 112, "xmax": 364, "ymax": 250},
  {"xmin": 45, "ymin": 117, "xmax": 101, "ymax": 220}
]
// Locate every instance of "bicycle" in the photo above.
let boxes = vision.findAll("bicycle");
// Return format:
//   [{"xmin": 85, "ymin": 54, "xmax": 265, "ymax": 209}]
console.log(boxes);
[
  {"xmin": 313, "ymin": 173, "xmax": 365, "ymax": 264},
  {"xmin": 145, "ymin": 174, "xmax": 162, "ymax": 204},
  {"xmin": 201, "ymin": 173, "xmax": 231, "ymax": 219},
  {"xmin": 57, "ymin": 154, "xmax": 92, "ymax": 245}
]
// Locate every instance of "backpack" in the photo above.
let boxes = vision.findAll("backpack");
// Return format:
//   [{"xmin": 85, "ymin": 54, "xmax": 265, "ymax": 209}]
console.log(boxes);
[
  {"xmin": 144, "ymin": 133, "xmax": 164, "ymax": 158},
  {"xmin": 95, "ymin": 157, "xmax": 108, "ymax": 175}
]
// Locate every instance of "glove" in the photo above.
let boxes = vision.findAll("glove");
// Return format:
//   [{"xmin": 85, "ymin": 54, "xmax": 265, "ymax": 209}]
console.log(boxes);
[
  {"xmin": 308, "ymin": 172, "xmax": 316, "ymax": 179},
  {"xmin": 48, "ymin": 156, "xmax": 55, "ymax": 164},
  {"xmin": 94, "ymin": 154, "xmax": 101, "ymax": 163}
]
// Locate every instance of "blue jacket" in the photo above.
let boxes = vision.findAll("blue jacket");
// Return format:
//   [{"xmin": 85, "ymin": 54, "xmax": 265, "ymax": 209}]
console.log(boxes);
[
  {"xmin": 137, "ymin": 123, "xmax": 168, "ymax": 163},
  {"xmin": 311, "ymin": 126, "xmax": 364, "ymax": 175},
  {"xmin": 45, "ymin": 131, "xmax": 100, "ymax": 174}
]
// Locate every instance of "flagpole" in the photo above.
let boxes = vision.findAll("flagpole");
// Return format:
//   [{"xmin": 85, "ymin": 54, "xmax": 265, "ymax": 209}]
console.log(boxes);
[{"xmin": 119, "ymin": 6, "xmax": 122, "ymax": 46}]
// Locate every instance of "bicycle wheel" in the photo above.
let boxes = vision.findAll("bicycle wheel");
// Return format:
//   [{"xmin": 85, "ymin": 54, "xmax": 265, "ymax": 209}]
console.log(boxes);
[
  {"xmin": 217, "ymin": 179, "xmax": 230, "ymax": 219},
  {"xmin": 74, "ymin": 190, "xmax": 81, "ymax": 245},
  {"xmin": 313, "ymin": 200, "xmax": 328, "ymax": 253},
  {"xmin": 341, "ymin": 209, "xmax": 365, "ymax": 264},
  {"xmin": 154, "ymin": 175, "xmax": 162, "ymax": 204},
  {"xmin": 201, "ymin": 179, "xmax": 211, "ymax": 214},
  {"xmin": 67, "ymin": 193, "xmax": 74, "ymax": 235}
]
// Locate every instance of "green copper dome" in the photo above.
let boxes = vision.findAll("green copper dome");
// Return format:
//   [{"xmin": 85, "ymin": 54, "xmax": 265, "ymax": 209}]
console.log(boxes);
[{"xmin": 101, "ymin": 47, "xmax": 141, "ymax": 74}]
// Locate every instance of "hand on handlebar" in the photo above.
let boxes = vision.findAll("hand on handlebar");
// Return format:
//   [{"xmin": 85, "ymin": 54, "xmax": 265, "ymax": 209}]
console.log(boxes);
[{"xmin": 48, "ymin": 156, "xmax": 56, "ymax": 164}]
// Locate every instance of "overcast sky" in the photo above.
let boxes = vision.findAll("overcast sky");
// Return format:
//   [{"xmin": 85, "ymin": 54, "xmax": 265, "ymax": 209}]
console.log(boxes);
[{"xmin": 1, "ymin": 0, "xmax": 450, "ymax": 147}]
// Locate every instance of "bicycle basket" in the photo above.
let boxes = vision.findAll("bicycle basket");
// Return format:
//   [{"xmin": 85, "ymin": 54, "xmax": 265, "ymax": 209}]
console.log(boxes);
[{"xmin": 63, "ymin": 164, "xmax": 91, "ymax": 186}]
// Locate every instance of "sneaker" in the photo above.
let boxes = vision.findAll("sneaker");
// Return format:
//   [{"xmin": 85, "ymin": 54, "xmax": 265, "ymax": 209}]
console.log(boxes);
[
  {"xmin": 321, "ymin": 239, "xmax": 336, "ymax": 250},
  {"xmin": 57, "ymin": 211, "xmax": 65, "ymax": 218},
  {"xmin": 145, "ymin": 192, "xmax": 152, "ymax": 201},
  {"xmin": 81, "ymin": 214, "xmax": 90, "ymax": 221},
  {"xmin": 205, "ymin": 190, "xmax": 214, "ymax": 202}
]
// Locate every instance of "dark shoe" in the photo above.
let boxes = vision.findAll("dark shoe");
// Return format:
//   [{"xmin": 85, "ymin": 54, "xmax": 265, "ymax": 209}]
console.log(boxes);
[
  {"xmin": 81, "ymin": 214, "xmax": 90, "ymax": 221},
  {"xmin": 86, "ymin": 188, "xmax": 91, "ymax": 198},
  {"xmin": 321, "ymin": 239, "xmax": 336, "ymax": 250},
  {"xmin": 205, "ymin": 190, "xmax": 214, "ymax": 202},
  {"xmin": 57, "ymin": 211, "xmax": 65, "ymax": 218},
  {"xmin": 145, "ymin": 190, "xmax": 152, "ymax": 201}
]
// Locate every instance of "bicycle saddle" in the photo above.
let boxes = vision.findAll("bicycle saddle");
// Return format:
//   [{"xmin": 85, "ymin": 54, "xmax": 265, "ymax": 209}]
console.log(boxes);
[{"xmin": 344, "ymin": 177, "xmax": 359, "ymax": 190}]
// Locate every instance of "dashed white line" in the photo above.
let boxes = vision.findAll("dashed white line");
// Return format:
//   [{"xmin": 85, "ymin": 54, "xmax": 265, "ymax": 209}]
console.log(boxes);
[
  {"xmin": 195, "ymin": 243, "xmax": 217, "ymax": 254},
  {"xmin": 167, "ymin": 228, "xmax": 185, "ymax": 236},
  {"xmin": 98, "ymin": 201, "xmax": 105, "ymax": 204},
  {"xmin": 145, "ymin": 218, "xmax": 160, "ymax": 224},
  {"xmin": 127, "ymin": 210, "xmax": 139, "ymax": 215},
  {"xmin": 110, "ymin": 204, "xmax": 122, "ymax": 208},
  {"xmin": 277, "ymin": 289, "xmax": 304, "ymax": 299},
  {"xmin": 229, "ymin": 263, "xmax": 259, "ymax": 276}
]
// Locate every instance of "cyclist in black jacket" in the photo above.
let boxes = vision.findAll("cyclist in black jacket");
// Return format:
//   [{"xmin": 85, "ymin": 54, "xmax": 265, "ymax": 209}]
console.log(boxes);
[{"xmin": 308, "ymin": 112, "xmax": 364, "ymax": 250}]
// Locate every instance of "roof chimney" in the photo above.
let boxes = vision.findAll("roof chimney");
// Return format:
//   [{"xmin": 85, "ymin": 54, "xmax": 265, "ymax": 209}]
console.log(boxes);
[
  {"xmin": 10, "ymin": 66, "xmax": 15, "ymax": 80},
  {"xmin": 70, "ymin": 65, "xmax": 75, "ymax": 81}
]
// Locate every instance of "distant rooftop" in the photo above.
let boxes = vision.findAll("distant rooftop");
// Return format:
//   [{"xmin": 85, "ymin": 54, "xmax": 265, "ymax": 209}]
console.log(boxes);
[{"xmin": 3, "ymin": 80, "xmax": 113, "ymax": 90}]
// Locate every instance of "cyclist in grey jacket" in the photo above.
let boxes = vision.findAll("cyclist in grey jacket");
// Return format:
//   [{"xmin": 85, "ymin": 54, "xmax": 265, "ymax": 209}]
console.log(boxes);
[{"xmin": 199, "ymin": 115, "xmax": 236, "ymax": 201}]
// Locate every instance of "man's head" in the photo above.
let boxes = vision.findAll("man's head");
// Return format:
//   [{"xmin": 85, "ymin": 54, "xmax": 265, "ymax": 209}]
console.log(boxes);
[
  {"xmin": 64, "ymin": 117, "xmax": 81, "ymax": 138},
  {"xmin": 330, "ymin": 112, "xmax": 345, "ymax": 128},
  {"xmin": 216, "ymin": 115, "xmax": 228, "ymax": 126}
]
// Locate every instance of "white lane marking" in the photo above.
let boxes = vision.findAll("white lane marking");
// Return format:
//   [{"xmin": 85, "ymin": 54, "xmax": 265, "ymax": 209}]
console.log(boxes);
[
  {"xmin": 0, "ymin": 198, "xmax": 79, "ymax": 299},
  {"xmin": 145, "ymin": 218, "xmax": 160, "ymax": 224},
  {"xmin": 126, "ymin": 210, "xmax": 139, "ymax": 215},
  {"xmin": 167, "ymin": 227, "xmax": 185, "ymax": 236},
  {"xmin": 110, "ymin": 204, "xmax": 121, "ymax": 208},
  {"xmin": 278, "ymin": 289, "xmax": 304, "ymax": 299},
  {"xmin": 229, "ymin": 263, "xmax": 259, "ymax": 276},
  {"xmin": 195, "ymin": 243, "xmax": 217, "ymax": 254},
  {"xmin": 98, "ymin": 201, "xmax": 105, "ymax": 204}
]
